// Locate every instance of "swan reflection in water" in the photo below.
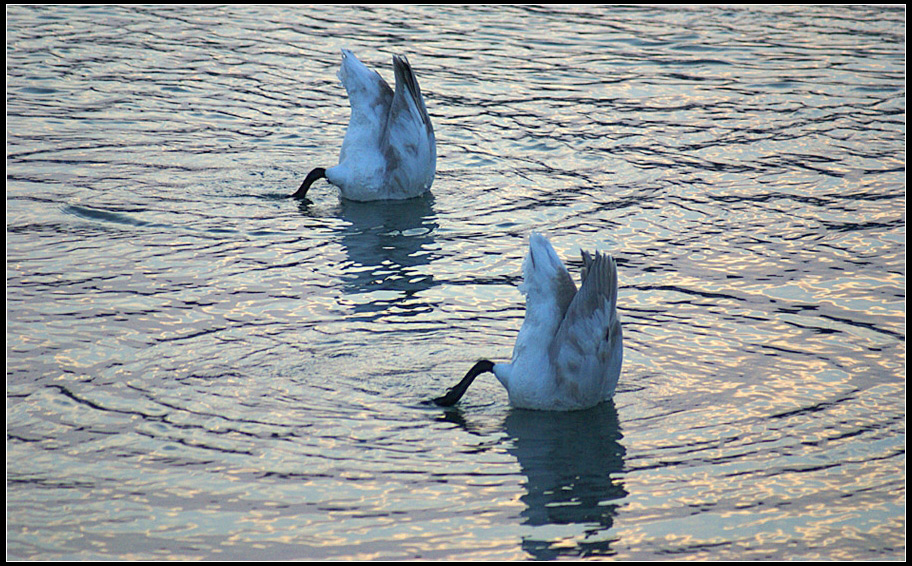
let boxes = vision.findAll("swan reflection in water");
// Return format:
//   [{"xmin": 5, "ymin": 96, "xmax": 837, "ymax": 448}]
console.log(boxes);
[
  {"xmin": 297, "ymin": 194, "xmax": 439, "ymax": 318},
  {"xmin": 506, "ymin": 402, "xmax": 627, "ymax": 559},
  {"xmin": 439, "ymin": 401, "xmax": 626, "ymax": 559}
]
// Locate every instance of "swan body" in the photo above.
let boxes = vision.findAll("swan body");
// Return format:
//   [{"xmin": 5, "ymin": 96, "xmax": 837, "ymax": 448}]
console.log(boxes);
[
  {"xmin": 293, "ymin": 49, "xmax": 436, "ymax": 201},
  {"xmin": 434, "ymin": 233, "xmax": 623, "ymax": 411}
]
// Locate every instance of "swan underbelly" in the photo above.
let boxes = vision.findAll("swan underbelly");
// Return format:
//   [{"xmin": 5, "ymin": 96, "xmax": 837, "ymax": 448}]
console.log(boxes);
[{"xmin": 326, "ymin": 150, "xmax": 432, "ymax": 201}]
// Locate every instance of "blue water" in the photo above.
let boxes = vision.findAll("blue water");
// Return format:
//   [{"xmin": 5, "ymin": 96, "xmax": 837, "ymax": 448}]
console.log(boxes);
[{"xmin": 7, "ymin": 4, "xmax": 905, "ymax": 560}]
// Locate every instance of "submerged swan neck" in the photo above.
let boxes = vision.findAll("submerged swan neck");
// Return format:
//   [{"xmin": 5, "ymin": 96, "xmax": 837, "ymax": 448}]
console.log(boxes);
[
  {"xmin": 292, "ymin": 167, "xmax": 326, "ymax": 199},
  {"xmin": 432, "ymin": 360, "xmax": 495, "ymax": 407}
]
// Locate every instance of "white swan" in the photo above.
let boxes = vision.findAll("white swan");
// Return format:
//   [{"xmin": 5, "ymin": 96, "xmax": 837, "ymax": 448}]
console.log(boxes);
[
  {"xmin": 292, "ymin": 49, "xmax": 436, "ymax": 201},
  {"xmin": 434, "ymin": 232, "xmax": 623, "ymax": 411}
]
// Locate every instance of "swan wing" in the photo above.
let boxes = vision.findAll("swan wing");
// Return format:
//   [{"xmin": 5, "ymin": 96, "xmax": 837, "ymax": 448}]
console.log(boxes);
[
  {"xmin": 381, "ymin": 54, "xmax": 436, "ymax": 196},
  {"xmin": 392, "ymin": 55, "xmax": 432, "ymax": 132},
  {"xmin": 548, "ymin": 251, "xmax": 622, "ymax": 406}
]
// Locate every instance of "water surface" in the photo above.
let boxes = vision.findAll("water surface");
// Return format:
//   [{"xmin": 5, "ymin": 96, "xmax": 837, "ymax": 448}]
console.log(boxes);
[{"xmin": 7, "ymin": 4, "xmax": 905, "ymax": 560}]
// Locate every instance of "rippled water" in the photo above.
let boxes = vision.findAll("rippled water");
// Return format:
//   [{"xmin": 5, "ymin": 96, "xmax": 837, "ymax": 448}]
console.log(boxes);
[{"xmin": 7, "ymin": 4, "xmax": 905, "ymax": 561}]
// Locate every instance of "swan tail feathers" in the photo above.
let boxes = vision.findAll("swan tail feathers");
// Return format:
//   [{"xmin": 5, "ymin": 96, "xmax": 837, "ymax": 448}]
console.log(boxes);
[
  {"xmin": 520, "ymin": 233, "xmax": 576, "ymax": 307},
  {"xmin": 337, "ymin": 49, "xmax": 393, "ymax": 116}
]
